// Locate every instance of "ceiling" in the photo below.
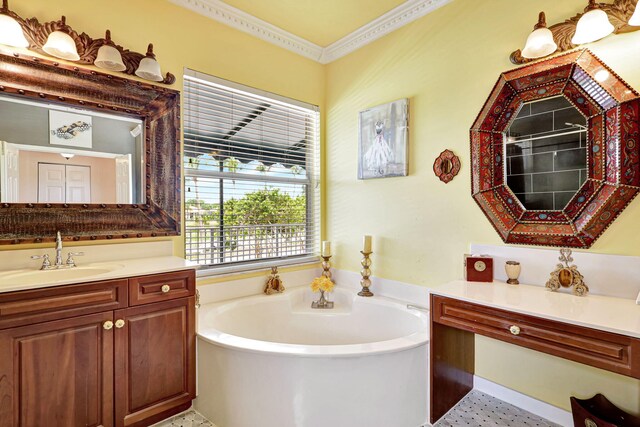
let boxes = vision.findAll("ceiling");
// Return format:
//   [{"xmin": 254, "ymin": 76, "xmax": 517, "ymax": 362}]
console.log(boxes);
[
  {"xmin": 171, "ymin": 0, "xmax": 451, "ymax": 63},
  {"xmin": 221, "ymin": 0, "xmax": 407, "ymax": 46}
]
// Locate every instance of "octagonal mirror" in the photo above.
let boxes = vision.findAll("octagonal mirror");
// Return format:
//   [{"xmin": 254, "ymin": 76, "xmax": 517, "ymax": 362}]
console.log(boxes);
[{"xmin": 471, "ymin": 49, "xmax": 640, "ymax": 248}]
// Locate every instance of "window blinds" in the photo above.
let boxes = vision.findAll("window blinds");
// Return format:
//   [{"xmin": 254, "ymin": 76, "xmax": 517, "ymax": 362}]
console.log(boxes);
[{"xmin": 183, "ymin": 70, "xmax": 320, "ymax": 270}]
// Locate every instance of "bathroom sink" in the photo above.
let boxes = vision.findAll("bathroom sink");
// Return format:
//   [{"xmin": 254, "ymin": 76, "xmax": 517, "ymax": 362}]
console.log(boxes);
[{"xmin": 0, "ymin": 263, "xmax": 124, "ymax": 287}]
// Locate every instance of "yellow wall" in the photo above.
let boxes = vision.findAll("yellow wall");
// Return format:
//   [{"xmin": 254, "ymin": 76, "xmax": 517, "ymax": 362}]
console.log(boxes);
[
  {"xmin": 325, "ymin": 0, "xmax": 640, "ymax": 414},
  {"xmin": 1, "ymin": 0, "xmax": 325, "ymax": 255}
]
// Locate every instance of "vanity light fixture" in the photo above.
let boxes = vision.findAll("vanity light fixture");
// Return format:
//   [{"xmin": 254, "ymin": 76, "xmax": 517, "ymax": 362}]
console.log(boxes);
[
  {"xmin": 42, "ymin": 17, "xmax": 80, "ymax": 61},
  {"xmin": 60, "ymin": 153, "xmax": 75, "ymax": 160},
  {"xmin": 510, "ymin": 0, "xmax": 640, "ymax": 64},
  {"xmin": 571, "ymin": 0, "xmax": 615, "ymax": 45},
  {"xmin": 94, "ymin": 30, "xmax": 126, "ymax": 72},
  {"xmin": 629, "ymin": 1, "xmax": 640, "ymax": 25},
  {"xmin": 0, "ymin": 0, "xmax": 28, "ymax": 48},
  {"xmin": 135, "ymin": 44, "xmax": 163, "ymax": 82},
  {"xmin": 521, "ymin": 12, "xmax": 558, "ymax": 59}
]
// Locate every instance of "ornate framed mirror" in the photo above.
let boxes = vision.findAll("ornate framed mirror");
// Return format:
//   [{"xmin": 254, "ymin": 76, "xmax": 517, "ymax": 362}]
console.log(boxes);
[
  {"xmin": 0, "ymin": 52, "xmax": 181, "ymax": 244},
  {"xmin": 471, "ymin": 49, "xmax": 640, "ymax": 248}
]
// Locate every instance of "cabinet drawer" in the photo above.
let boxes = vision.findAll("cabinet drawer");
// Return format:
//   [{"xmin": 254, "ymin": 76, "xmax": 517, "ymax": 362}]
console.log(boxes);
[
  {"xmin": 431, "ymin": 295, "xmax": 640, "ymax": 379},
  {"xmin": 0, "ymin": 279, "xmax": 128, "ymax": 330},
  {"xmin": 129, "ymin": 270, "xmax": 195, "ymax": 306}
]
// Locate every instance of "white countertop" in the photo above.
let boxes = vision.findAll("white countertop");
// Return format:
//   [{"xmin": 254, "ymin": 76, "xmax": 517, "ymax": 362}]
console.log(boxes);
[
  {"xmin": 430, "ymin": 280, "xmax": 640, "ymax": 339},
  {"xmin": 0, "ymin": 256, "xmax": 197, "ymax": 294}
]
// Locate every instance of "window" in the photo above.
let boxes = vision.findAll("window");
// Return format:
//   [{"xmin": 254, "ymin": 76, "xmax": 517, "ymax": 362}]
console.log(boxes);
[{"xmin": 183, "ymin": 70, "xmax": 320, "ymax": 272}]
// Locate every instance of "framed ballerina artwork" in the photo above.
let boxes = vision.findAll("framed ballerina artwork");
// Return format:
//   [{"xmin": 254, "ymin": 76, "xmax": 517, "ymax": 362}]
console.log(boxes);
[{"xmin": 357, "ymin": 98, "xmax": 409, "ymax": 180}]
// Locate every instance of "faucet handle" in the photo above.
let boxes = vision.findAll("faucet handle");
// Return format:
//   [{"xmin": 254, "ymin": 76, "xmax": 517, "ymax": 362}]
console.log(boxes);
[
  {"xmin": 66, "ymin": 252, "xmax": 84, "ymax": 267},
  {"xmin": 31, "ymin": 254, "xmax": 51, "ymax": 270}
]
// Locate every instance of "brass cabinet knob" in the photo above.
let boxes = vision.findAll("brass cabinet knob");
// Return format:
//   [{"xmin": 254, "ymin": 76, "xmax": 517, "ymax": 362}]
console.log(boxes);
[
  {"xmin": 103, "ymin": 320, "xmax": 114, "ymax": 330},
  {"xmin": 161, "ymin": 284, "xmax": 171, "ymax": 293},
  {"xmin": 509, "ymin": 325, "xmax": 521, "ymax": 335},
  {"xmin": 115, "ymin": 319, "xmax": 125, "ymax": 329}
]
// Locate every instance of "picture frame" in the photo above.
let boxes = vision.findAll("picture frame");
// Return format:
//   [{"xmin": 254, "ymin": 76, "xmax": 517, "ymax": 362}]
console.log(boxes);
[
  {"xmin": 49, "ymin": 110, "xmax": 93, "ymax": 148},
  {"xmin": 358, "ymin": 98, "xmax": 408, "ymax": 179}
]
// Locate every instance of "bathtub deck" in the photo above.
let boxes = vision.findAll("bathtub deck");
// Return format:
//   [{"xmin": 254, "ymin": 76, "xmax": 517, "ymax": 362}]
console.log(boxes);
[{"xmin": 152, "ymin": 391, "xmax": 561, "ymax": 427}]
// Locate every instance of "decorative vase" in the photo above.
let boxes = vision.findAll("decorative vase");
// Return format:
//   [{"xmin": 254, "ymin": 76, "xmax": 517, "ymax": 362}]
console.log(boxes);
[
  {"xmin": 505, "ymin": 261, "xmax": 521, "ymax": 285},
  {"xmin": 312, "ymin": 289, "xmax": 333, "ymax": 309}
]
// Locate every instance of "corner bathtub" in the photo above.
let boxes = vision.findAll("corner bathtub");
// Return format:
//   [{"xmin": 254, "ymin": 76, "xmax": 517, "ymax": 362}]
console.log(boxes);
[{"xmin": 195, "ymin": 286, "xmax": 429, "ymax": 427}]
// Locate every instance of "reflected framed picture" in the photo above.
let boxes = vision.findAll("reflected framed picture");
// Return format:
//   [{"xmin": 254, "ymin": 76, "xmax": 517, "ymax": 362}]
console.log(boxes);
[
  {"xmin": 358, "ymin": 98, "xmax": 408, "ymax": 180},
  {"xmin": 49, "ymin": 110, "xmax": 93, "ymax": 148}
]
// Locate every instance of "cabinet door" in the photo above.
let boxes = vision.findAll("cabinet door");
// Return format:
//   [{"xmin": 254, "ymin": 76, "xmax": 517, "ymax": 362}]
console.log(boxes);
[
  {"xmin": 0, "ymin": 312, "xmax": 114, "ymax": 427},
  {"xmin": 114, "ymin": 297, "xmax": 195, "ymax": 427}
]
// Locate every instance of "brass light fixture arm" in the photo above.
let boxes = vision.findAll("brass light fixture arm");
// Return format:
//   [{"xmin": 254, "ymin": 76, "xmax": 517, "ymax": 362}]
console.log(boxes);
[{"xmin": 510, "ymin": 0, "xmax": 640, "ymax": 64}]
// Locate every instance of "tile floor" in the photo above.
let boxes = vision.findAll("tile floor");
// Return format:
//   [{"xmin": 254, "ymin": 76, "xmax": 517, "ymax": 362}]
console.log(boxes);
[
  {"xmin": 433, "ymin": 390, "xmax": 562, "ymax": 427},
  {"xmin": 154, "ymin": 390, "xmax": 561, "ymax": 427},
  {"xmin": 151, "ymin": 409, "xmax": 214, "ymax": 427}
]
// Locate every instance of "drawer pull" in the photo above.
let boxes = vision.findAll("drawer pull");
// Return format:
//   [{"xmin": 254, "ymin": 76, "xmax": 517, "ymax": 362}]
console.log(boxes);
[
  {"xmin": 509, "ymin": 325, "xmax": 521, "ymax": 335},
  {"xmin": 115, "ymin": 319, "xmax": 125, "ymax": 329},
  {"xmin": 103, "ymin": 320, "xmax": 114, "ymax": 330},
  {"xmin": 161, "ymin": 284, "xmax": 171, "ymax": 293}
]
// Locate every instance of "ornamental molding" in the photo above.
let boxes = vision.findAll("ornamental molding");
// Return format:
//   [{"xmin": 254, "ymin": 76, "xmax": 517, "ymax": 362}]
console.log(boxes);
[
  {"xmin": 169, "ymin": 0, "xmax": 452, "ymax": 64},
  {"xmin": 320, "ymin": 0, "xmax": 452, "ymax": 64}
]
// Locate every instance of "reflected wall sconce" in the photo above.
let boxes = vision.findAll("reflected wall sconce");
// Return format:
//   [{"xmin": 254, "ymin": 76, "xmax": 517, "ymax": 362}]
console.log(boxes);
[
  {"xmin": 0, "ymin": 4, "xmax": 175, "ymax": 84},
  {"xmin": 0, "ymin": 0, "xmax": 28, "ymax": 47},
  {"xmin": 511, "ymin": 0, "xmax": 640, "ymax": 64}
]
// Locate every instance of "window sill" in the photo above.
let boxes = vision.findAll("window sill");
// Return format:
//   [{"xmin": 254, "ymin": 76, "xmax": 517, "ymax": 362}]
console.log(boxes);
[{"xmin": 195, "ymin": 255, "xmax": 320, "ymax": 279}]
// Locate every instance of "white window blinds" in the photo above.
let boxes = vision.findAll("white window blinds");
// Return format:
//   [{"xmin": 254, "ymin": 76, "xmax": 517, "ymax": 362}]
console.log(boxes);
[{"xmin": 183, "ymin": 70, "xmax": 320, "ymax": 271}]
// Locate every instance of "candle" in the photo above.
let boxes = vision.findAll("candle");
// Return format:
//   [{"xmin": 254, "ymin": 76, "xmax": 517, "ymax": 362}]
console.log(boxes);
[
  {"xmin": 363, "ymin": 235, "xmax": 372, "ymax": 253},
  {"xmin": 321, "ymin": 241, "xmax": 331, "ymax": 257}
]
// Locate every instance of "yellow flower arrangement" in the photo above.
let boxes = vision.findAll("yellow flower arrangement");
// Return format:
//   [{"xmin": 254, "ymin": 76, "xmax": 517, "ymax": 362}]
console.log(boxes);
[{"xmin": 310, "ymin": 276, "xmax": 334, "ymax": 293}]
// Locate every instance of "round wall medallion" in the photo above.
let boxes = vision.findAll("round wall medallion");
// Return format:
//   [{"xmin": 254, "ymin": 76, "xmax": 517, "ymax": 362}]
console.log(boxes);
[{"xmin": 433, "ymin": 149, "xmax": 461, "ymax": 183}]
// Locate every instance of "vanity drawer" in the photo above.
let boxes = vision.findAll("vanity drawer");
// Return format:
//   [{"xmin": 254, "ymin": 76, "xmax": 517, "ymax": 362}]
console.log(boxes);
[
  {"xmin": 431, "ymin": 295, "xmax": 640, "ymax": 379},
  {"xmin": 129, "ymin": 270, "xmax": 195, "ymax": 306},
  {"xmin": 0, "ymin": 279, "xmax": 128, "ymax": 329}
]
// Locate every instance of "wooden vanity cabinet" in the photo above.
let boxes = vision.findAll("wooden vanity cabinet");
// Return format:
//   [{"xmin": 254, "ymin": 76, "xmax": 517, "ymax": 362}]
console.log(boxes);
[{"xmin": 0, "ymin": 269, "xmax": 195, "ymax": 427}]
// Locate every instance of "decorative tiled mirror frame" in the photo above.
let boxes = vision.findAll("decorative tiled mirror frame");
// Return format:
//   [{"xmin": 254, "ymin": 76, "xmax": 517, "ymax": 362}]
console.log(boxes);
[{"xmin": 471, "ymin": 49, "xmax": 640, "ymax": 248}]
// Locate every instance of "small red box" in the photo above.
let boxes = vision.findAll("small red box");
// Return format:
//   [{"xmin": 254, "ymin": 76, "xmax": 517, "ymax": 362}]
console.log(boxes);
[{"xmin": 464, "ymin": 255, "xmax": 493, "ymax": 282}]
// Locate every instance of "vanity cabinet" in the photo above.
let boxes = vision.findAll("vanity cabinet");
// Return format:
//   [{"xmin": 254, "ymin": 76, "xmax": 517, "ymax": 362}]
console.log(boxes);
[{"xmin": 0, "ymin": 269, "xmax": 196, "ymax": 427}]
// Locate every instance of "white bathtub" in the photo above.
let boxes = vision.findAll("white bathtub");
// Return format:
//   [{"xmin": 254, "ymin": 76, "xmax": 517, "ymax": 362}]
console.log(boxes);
[{"xmin": 195, "ymin": 286, "xmax": 429, "ymax": 427}]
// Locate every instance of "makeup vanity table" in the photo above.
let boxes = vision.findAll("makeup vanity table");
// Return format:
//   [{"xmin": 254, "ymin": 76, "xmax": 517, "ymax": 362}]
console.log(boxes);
[{"xmin": 429, "ymin": 281, "xmax": 640, "ymax": 424}]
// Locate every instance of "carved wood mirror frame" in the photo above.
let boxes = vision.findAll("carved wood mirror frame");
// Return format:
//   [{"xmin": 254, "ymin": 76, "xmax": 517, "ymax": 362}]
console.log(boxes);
[
  {"xmin": 0, "ymin": 52, "xmax": 181, "ymax": 244},
  {"xmin": 471, "ymin": 49, "xmax": 640, "ymax": 248}
]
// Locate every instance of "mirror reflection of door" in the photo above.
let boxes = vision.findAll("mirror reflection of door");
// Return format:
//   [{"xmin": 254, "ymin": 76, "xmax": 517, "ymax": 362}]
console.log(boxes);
[
  {"xmin": 0, "ymin": 141, "xmax": 19, "ymax": 202},
  {"xmin": 38, "ymin": 163, "xmax": 91, "ymax": 203},
  {"xmin": 115, "ymin": 154, "xmax": 132, "ymax": 204}
]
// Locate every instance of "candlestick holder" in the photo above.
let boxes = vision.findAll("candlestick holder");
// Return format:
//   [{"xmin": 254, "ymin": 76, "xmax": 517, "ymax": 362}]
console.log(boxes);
[
  {"xmin": 359, "ymin": 251, "xmax": 373, "ymax": 297},
  {"xmin": 321, "ymin": 255, "xmax": 332, "ymax": 280}
]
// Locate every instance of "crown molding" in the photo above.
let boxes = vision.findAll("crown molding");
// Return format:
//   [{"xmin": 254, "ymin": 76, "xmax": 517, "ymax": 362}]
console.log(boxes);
[
  {"xmin": 320, "ymin": 0, "xmax": 452, "ymax": 63},
  {"xmin": 170, "ymin": 0, "xmax": 324, "ymax": 62},
  {"xmin": 170, "ymin": 0, "xmax": 453, "ymax": 64}
]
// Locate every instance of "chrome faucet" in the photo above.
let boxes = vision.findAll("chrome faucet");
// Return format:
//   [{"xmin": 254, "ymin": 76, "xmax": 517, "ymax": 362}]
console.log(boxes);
[{"xmin": 31, "ymin": 231, "xmax": 84, "ymax": 270}]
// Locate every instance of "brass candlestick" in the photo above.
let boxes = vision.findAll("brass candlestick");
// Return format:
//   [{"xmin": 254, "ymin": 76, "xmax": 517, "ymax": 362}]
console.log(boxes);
[
  {"xmin": 358, "ymin": 251, "xmax": 373, "ymax": 297},
  {"xmin": 321, "ymin": 255, "xmax": 332, "ymax": 280}
]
